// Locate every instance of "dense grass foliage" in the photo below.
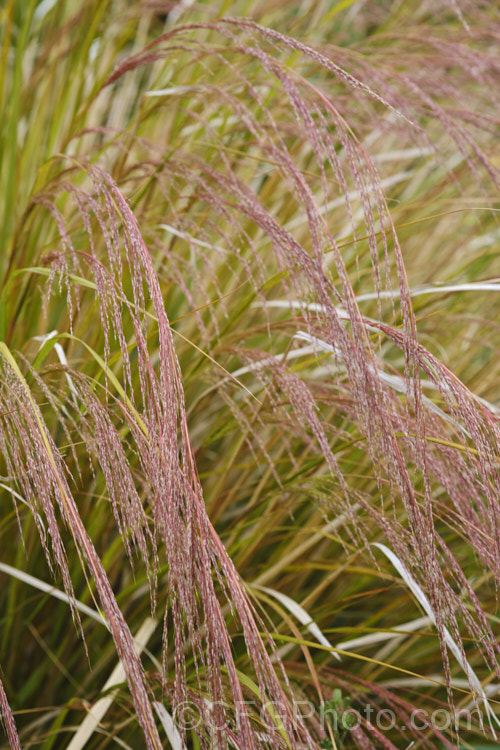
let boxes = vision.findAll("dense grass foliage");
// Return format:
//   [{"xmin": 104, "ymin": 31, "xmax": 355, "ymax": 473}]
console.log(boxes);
[{"xmin": 0, "ymin": 1, "xmax": 499, "ymax": 748}]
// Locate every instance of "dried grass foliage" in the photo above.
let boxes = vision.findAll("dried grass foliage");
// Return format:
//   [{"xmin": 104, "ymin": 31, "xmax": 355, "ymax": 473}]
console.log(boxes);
[{"xmin": 0, "ymin": 1, "xmax": 499, "ymax": 748}]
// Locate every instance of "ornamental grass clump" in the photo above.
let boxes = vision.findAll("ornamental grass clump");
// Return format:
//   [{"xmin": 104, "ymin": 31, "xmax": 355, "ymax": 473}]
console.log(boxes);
[{"xmin": 0, "ymin": 1, "xmax": 499, "ymax": 748}]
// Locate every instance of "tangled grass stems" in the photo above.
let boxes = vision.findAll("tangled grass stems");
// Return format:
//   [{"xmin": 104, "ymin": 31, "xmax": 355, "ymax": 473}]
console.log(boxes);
[{"xmin": 0, "ymin": 1, "xmax": 500, "ymax": 748}]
